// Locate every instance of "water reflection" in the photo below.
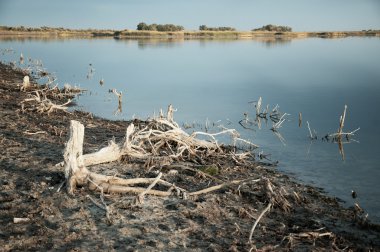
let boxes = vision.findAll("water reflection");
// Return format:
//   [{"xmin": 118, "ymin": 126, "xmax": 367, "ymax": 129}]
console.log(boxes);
[
  {"xmin": 259, "ymin": 37, "xmax": 292, "ymax": 48},
  {"xmin": 86, "ymin": 64, "xmax": 95, "ymax": 79},
  {"xmin": 136, "ymin": 38, "xmax": 184, "ymax": 49}
]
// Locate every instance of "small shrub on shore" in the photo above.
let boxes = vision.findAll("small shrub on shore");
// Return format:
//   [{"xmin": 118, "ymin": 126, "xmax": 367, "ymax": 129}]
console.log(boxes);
[
  {"xmin": 199, "ymin": 25, "xmax": 236, "ymax": 31},
  {"xmin": 136, "ymin": 22, "xmax": 184, "ymax": 32},
  {"xmin": 252, "ymin": 24, "xmax": 292, "ymax": 32}
]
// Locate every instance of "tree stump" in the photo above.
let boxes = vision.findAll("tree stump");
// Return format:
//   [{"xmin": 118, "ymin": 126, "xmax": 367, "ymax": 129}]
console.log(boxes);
[{"xmin": 64, "ymin": 120, "xmax": 89, "ymax": 194}]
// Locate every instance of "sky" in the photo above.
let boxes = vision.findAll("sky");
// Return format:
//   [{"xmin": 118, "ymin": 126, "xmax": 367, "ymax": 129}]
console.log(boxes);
[{"xmin": 0, "ymin": 0, "xmax": 380, "ymax": 31}]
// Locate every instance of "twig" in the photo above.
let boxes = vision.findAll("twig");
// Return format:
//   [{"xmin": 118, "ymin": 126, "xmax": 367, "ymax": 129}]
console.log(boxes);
[
  {"xmin": 56, "ymin": 181, "xmax": 66, "ymax": 192},
  {"xmin": 23, "ymin": 130, "xmax": 47, "ymax": 135},
  {"xmin": 338, "ymin": 105, "xmax": 347, "ymax": 135},
  {"xmin": 13, "ymin": 217, "xmax": 30, "ymax": 224},
  {"xmin": 283, "ymin": 231, "xmax": 334, "ymax": 247},
  {"xmin": 255, "ymin": 97, "xmax": 262, "ymax": 116},
  {"xmin": 306, "ymin": 121, "xmax": 316, "ymax": 139},
  {"xmin": 329, "ymin": 105, "xmax": 360, "ymax": 138},
  {"xmin": 234, "ymin": 137, "xmax": 259, "ymax": 148},
  {"xmin": 271, "ymin": 113, "xmax": 289, "ymax": 131},
  {"xmin": 328, "ymin": 127, "xmax": 360, "ymax": 137},
  {"xmin": 87, "ymin": 178, "xmax": 111, "ymax": 221},
  {"xmin": 188, "ymin": 180, "xmax": 241, "ymax": 196},
  {"xmin": 136, "ymin": 172, "xmax": 162, "ymax": 203},
  {"xmin": 112, "ymin": 88, "xmax": 122, "ymax": 103},
  {"xmin": 86, "ymin": 195, "xmax": 107, "ymax": 211},
  {"xmin": 248, "ymin": 202, "xmax": 272, "ymax": 243},
  {"xmin": 189, "ymin": 178, "xmax": 260, "ymax": 196}
]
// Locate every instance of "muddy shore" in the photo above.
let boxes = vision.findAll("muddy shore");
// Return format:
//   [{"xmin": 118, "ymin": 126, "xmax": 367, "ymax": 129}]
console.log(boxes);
[{"xmin": 1, "ymin": 62, "xmax": 380, "ymax": 251}]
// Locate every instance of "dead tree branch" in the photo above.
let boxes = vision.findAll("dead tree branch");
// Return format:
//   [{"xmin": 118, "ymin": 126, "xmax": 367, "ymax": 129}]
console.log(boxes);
[{"xmin": 248, "ymin": 202, "xmax": 272, "ymax": 243}]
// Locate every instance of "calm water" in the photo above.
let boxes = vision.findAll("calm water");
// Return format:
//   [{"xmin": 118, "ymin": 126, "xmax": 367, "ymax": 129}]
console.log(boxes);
[{"xmin": 1, "ymin": 37, "xmax": 380, "ymax": 222}]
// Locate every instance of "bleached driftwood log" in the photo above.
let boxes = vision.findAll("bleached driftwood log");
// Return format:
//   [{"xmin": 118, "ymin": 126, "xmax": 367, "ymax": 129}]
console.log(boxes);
[{"xmin": 63, "ymin": 120, "xmax": 181, "ymax": 196}]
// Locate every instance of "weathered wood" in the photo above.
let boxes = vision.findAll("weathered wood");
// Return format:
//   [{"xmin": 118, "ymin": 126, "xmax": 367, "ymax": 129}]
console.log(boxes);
[
  {"xmin": 20, "ymin": 75, "xmax": 30, "ymax": 91},
  {"xmin": 329, "ymin": 105, "xmax": 360, "ymax": 138},
  {"xmin": 256, "ymin": 96, "xmax": 262, "ymax": 116},
  {"xmin": 338, "ymin": 105, "xmax": 347, "ymax": 134},
  {"xmin": 248, "ymin": 202, "xmax": 272, "ymax": 243},
  {"xmin": 83, "ymin": 140, "xmax": 122, "ymax": 166},
  {"xmin": 64, "ymin": 120, "xmax": 88, "ymax": 194},
  {"xmin": 60, "ymin": 108, "xmax": 259, "ymax": 198}
]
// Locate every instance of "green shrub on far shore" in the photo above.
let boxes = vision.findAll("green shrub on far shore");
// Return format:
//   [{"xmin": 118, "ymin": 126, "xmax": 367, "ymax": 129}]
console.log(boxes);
[
  {"xmin": 199, "ymin": 25, "xmax": 236, "ymax": 31},
  {"xmin": 252, "ymin": 24, "xmax": 292, "ymax": 32},
  {"xmin": 136, "ymin": 22, "xmax": 184, "ymax": 32}
]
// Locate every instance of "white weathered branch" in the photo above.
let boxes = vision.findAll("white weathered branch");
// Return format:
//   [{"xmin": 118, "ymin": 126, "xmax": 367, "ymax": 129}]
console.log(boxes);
[
  {"xmin": 64, "ymin": 120, "xmax": 88, "ymax": 194},
  {"xmin": 329, "ymin": 127, "xmax": 360, "ymax": 137},
  {"xmin": 248, "ymin": 202, "xmax": 272, "ymax": 243},
  {"xmin": 20, "ymin": 75, "xmax": 30, "ymax": 91},
  {"xmin": 329, "ymin": 105, "xmax": 360, "ymax": 138},
  {"xmin": 83, "ymin": 140, "xmax": 122, "ymax": 166},
  {"xmin": 256, "ymin": 97, "xmax": 262, "ymax": 115}
]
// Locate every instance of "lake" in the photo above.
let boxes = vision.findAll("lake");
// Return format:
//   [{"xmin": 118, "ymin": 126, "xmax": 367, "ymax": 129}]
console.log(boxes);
[{"xmin": 1, "ymin": 36, "xmax": 380, "ymax": 222}]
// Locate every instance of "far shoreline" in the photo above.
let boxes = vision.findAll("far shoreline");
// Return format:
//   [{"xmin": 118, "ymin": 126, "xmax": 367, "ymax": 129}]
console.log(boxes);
[{"xmin": 1, "ymin": 25, "xmax": 379, "ymax": 40}]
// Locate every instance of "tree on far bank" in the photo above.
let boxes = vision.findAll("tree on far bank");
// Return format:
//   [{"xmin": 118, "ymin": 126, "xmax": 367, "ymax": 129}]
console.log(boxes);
[
  {"xmin": 199, "ymin": 25, "xmax": 236, "ymax": 31},
  {"xmin": 137, "ymin": 22, "xmax": 149, "ymax": 31},
  {"xmin": 136, "ymin": 22, "xmax": 184, "ymax": 32},
  {"xmin": 252, "ymin": 24, "xmax": 292, "ymax": 32}
]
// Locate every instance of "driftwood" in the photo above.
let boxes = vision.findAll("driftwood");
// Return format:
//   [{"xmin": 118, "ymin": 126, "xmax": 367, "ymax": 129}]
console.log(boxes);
[
  {"xmin": 328, "ymin": 105, "xmax": 360, "ymax": 160},
  {"xmin": 246, "ymin": 97, "xmax": 288, "ymax": 146},
  {"xmin": 283, "ymin": 231, "xmax": 334, "ymax": 248},
  {"xmin": 62, "ymin": 106, "xmax": 260, "ymax": 199},
  {"xmin": 271, "ymin": 113, "xmax": 289, "ymax": 132},
  {"xmin": 21, "ymin": 90, "xmax": 72, "ymax": 115},
  {"xmin": 328, "ymin": 105, "xmax": 360, "ymax": 139},
  {"xmin": 13, "ymin": 217, "xmax": 30, "ymax": 224},
  {"xmin": 110, "ymin": 88, "xmax": 123, "ymax": 115},
  {"xmin": 63, "ymin": 83, "xmax": 83, "ymax": 94},
  {"xmin": 20, "ymin": 76, "xmax": 30, "ymax": 91},
  {"xmin": 80, "ymin": 120, "xmax": 232, "ymax": 166},
  {"xmin": 58, "ymin": 106, "xmax": 305, "ymax": 245},
  {"xmin": 248, "ymin": 202, "xmax": 272, "ymax": 243},
  {"xmin": 306, "ymin": 121, "xmax": 317, "ymax": 140}
]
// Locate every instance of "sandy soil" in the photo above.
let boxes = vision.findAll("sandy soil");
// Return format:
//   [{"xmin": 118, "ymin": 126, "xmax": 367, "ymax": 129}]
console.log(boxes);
[{"xmin": 1, "ymin": 62, "xmax": 380, "ymax": 251}]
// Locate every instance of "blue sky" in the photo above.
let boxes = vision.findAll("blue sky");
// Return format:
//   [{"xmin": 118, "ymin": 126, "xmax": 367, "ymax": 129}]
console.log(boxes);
[{"xmin": 0, "ymin": 0, "xmax": 379, "ymax": 31}]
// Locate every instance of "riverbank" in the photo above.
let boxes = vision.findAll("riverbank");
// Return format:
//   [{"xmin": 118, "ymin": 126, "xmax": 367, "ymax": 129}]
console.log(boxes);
[
  {"xmin": 1, "ymin": 25, "xmax": 379, "ymax": 39},
  {"xmin": 1, "ymin": 62, "xmax": 380, "ymax": 251}
]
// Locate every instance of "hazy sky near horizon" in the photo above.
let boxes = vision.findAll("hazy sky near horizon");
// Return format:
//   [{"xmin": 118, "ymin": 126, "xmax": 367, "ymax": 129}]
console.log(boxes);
[{"xmin": 1, "ymin": 0, "xmax": 380, "ymax": 31}]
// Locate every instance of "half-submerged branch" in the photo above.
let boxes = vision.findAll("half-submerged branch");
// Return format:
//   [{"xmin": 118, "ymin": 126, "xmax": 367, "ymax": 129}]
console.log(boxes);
[
  {"xmin": 327, "ymin": 105, "xmax": 360, "ymax": 160},
  {"xmin": 329, "ymin": 105, "xmax": 360, "ymax": 139}
]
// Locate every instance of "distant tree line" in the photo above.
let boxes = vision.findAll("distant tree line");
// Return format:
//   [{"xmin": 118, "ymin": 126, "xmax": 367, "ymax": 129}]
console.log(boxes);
[
  {"xmin": 199, "ymin": 25, "xmax": 236, "ymax": 31},
  {"xmin": 252, "ymin": 24, "xmax": 292, "ymax": 32},
  {"xmin": 136, "ymin": 22, "xmax": 184, "ymax": 32}
]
